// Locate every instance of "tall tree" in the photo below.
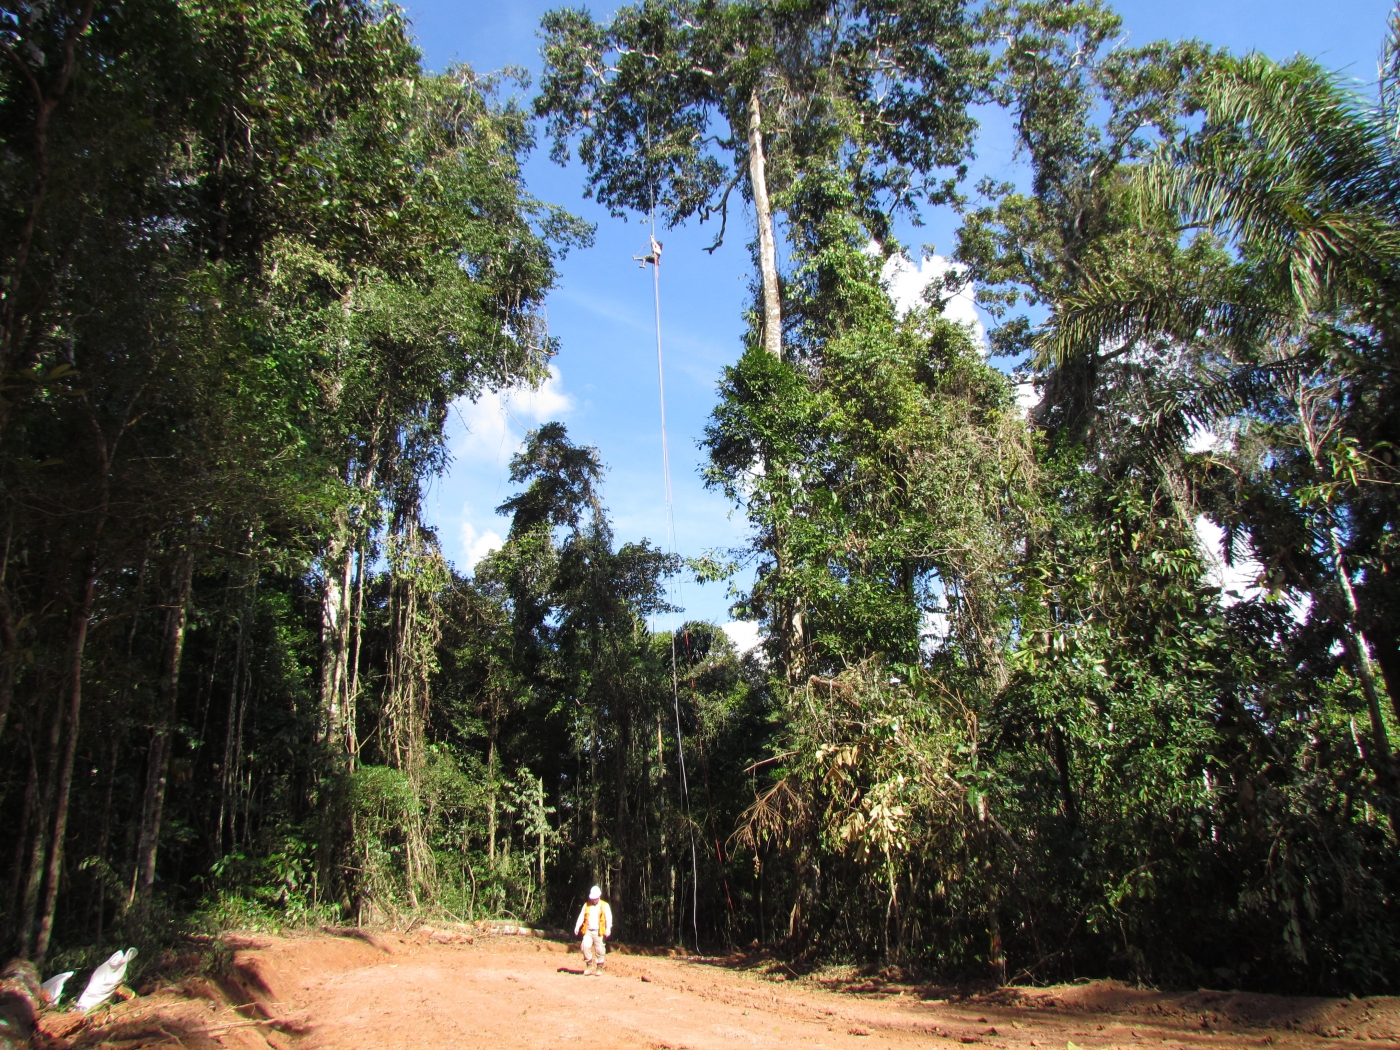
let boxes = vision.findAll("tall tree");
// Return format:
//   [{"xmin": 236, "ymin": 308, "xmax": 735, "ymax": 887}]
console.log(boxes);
[
  {"xmin": 537, "ymin": 0, "xmax": 984, "ymax": 359},
  {"xmin": 0, "ymin": 0, "xmax": 585, "ymax": 959}
]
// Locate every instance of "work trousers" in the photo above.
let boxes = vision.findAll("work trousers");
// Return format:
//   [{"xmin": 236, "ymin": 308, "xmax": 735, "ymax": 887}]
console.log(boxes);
[{"xmin": 581, "ymin": 931, "xmax": 606, "ymax": 965}]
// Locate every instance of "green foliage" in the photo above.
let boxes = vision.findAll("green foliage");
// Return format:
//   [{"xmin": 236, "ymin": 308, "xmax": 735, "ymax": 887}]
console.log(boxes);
[
  {"xmin": 536, "ymin": 0, "xmax": 984, "ymax": 238},
  {"xmin": 459, "ymin": 423, "xmax": 763, "ymax": 937},
  {"xmin": 0, "ymin": 0, "xmax": 581, "ymax": 965},
  {"xmin": 4, "ymin": 0, "xmax": 1400, "ymax": 1002},
  {"xmin": 707, "ymin": 161, "xmax": 1031, "ymax": 680},
  {"xmin": 698, "ymin": 4, "xmax": 1400, "ymax": 994}
]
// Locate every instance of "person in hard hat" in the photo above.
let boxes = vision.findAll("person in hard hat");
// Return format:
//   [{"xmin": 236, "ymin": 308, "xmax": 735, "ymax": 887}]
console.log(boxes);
[{"xmin": 573, "ymin": 885, "xmax": 613, "ymax": 976}]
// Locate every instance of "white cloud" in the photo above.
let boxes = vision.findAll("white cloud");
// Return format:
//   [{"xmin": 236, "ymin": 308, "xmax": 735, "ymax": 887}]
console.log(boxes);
[
  {"xmin": 458, "ymin": 519, "xmax": 504, "ymax": 570},
  {"xmin": 1186, "ymin": 423, "xmax": 1226, "ymax": 455},
  {"xmin": 1195, "ymin": 516, "xmax": 1314, "ymax": 621},
  {"xmin": 880, "ymin": 251, "xmax": 987, "ymax": 349},
  {"xmin": 452, "ymin": 364, "xmax": 574, "ymax": 467},
  {"xmin": 921, "ymin": 609, "xmax": 951, "ymax": 656},
  {"xmin": 1014, "ymin": 380, "xmax": 1039, "ymax": 417},
  {"xmin": 1195, "ymin": 516, "xmax": 1263, "ymax": 606},
  {"xmin": 721, "ymin": 620, "xmax": 762, "ymax": 656},
  {"xmin": 438, "ymin": 366, "xmax": 572, "ymax": 574}
]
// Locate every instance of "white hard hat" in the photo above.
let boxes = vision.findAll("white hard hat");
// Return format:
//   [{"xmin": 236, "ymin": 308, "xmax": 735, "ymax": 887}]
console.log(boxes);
[{"xmin": 589, "ymin": 885, "xmax": 602, "ymax": 900}]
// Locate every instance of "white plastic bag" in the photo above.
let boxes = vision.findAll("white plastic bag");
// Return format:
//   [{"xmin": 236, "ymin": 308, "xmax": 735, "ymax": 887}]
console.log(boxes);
[
  {"xmin": 75, "ymin": 948, "xmax": 137, "ymax": 1012},
  {"xmin": 40, "ymin": 970, "xmax": 74, "ymax": 1006}
]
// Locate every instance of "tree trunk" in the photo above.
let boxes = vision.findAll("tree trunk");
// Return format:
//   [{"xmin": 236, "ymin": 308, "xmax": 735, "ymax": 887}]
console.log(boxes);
[
  {"xmin": 91, "ymin": 733, "xmax": 119, "ymax": 944},
  {"xmin": 1326, "ymin": 531, "xmax": 1392, "ymax": 761},
  {"xmin": 1293, "ymin": 383, "xmax": 1398, "ymax": 831},
  {"xmin": 33, "ymin": 550, "xmax": 99, "ymax": 966},
  {"xmin": 0, "ymin": 602, "xmax": 16, "ymax": 747},
  {"xmin": 324, "ymin": 451, "xmax": 377, "ymax": 771},
  {"xmin": 383, "ymin": 522, "xmax": 440, "ymax": 907},
  {"xmin": 2, "ymin": 744, "xmax": 38, "ymax": 950},
  {"xmin": 986, "ymin": 883, "xmax": 1006, "ymax": 985},
  {"xmin": 0, "ymin": 0, "xmax": 97, "ymax": 392},
  {"xmin": 1369, "ymin": 618, "xmax": 1400, "ymax": 726},
  {"xmin": 135, "ymin": 544, "xmax": 196, "ymax": 901},
  {"xmin": 772, "ymin": 531, "xmax": 805, "ymax": 687},
  {"xmin": 1050, "ymin": 724, "xmax": 1079, "ymax": 830},
  {"xmin": 319, "ymin": 523, "xmax": 353, "ymax": 757},
  {"xmin": 487, "ymin": 707, "xmax": 498, "ymax": 867},
  {"xmin": 1324, "ymin": 523, "xmax": 1400, "ymax": 838},
  {"xmin": 537, "ymin": 776, "xmax": 546, "ymax": 889},
  {"xmin": 345, "ymin": 542, "xmax": 366, "ymax": 770},
  {"xmin": 656, "ymin": 715, "xmax": 671, "ymax": 942},
  {"xmin": 0, "ymin": 520, "xmax": 17, "ymax": 745},
  {"xmin": 589, "ymin": 714, "xmax": 599, "ymax": 881},
  {"xmin": 747, "ymin": 89, "xmax": 782, "ymax": 361},
  {"xmin": 613, "ymin": 702, "xmax": 631, "ymax": 913},
  {"xmin": 17, "ymin": 672, "xmax": 64, "ymax": 958},
  {"xmin": 217, "ymin": 586, "xmax": 249, "ymax": 859}
]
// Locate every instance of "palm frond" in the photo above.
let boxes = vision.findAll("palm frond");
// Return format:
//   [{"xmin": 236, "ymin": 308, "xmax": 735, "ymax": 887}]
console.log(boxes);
[
  {"xmin": 1141, "ymin": 54, "xmax": 1400, "ymax": 317},
  {"xmin": 1377, "ymin": 3, "xmax": 1400, "ymax": 148}
]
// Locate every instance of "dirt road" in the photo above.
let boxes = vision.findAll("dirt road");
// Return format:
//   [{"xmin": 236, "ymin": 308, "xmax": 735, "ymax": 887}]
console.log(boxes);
[{"xmin": 39, "ymin": 927, "xmax": 1400, "ymax": 1050}]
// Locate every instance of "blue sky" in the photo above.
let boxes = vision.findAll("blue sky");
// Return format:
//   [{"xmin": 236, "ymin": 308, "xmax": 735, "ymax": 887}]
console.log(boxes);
[{"xmin": 417, "ymin": 0, "xmax": 1397, "ymax": 628}]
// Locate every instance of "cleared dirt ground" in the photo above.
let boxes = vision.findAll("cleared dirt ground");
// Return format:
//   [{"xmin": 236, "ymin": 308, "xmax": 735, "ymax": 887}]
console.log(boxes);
[{"xmin": 34, "ymin": 927, "xmax": 1400, "ymax": 1050}]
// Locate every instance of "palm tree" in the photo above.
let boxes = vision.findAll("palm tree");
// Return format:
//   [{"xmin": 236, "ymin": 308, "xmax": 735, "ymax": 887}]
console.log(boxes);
[{"xmin": 1036, "ymin": 26, "xmax": 1400, "ymax": 802}]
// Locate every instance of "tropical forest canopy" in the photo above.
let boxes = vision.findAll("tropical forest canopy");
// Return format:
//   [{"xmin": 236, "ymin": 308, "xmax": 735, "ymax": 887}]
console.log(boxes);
[{"xmin": 2, "ymin": 0, "xmax": 1399, "ymax": 997}]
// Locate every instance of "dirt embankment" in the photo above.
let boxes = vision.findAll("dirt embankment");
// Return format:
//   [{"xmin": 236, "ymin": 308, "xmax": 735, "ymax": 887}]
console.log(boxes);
[{"xmin": 27, "ymin": 927, "xmax": 1400, "ymax": 1050}]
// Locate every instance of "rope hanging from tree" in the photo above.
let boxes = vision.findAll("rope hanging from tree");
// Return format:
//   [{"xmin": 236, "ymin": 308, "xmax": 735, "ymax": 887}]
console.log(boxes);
[{"xmin": 636, "ymin": 210, "xmax": 700, "ymax": 953}]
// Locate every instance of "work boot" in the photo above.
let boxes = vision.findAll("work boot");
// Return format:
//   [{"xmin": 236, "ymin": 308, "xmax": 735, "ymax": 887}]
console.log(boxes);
[
  {"xmin": 596, "ymin": 963, "xmax": 605, "ymax": 976},
  {"xmin": 584, "ymin": 961, "xmax": 595, "ymax": 976}
]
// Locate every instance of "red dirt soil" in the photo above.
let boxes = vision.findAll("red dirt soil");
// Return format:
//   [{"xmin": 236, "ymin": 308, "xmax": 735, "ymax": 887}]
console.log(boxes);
[{"xmin": 33, "ymin": 927, "xmax": 1400, "ymax": 1050}]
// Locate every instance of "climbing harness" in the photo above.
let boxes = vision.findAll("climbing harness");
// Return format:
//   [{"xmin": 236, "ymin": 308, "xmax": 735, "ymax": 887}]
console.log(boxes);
[{"xmin": 633, "ymin": 234, "xmax": 663, "ymax": 269}]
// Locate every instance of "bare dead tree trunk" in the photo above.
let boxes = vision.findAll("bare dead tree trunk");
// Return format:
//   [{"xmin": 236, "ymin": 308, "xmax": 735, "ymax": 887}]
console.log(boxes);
[
  {"xmin": 747, "ymin": 89, "xmax": 782, "ymax": 361},
  {"xmin": 135, "ymin": 543, "xmax": 196, "ymax": 901}
]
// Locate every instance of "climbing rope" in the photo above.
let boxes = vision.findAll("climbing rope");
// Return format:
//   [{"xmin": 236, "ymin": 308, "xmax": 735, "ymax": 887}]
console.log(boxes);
[{"xmin": 637, "ymin": 208, "xmax": 700, "ymax": 955}]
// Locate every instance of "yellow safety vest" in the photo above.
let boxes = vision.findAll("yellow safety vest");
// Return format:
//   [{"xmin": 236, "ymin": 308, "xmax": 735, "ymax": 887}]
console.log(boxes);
[{"xmin": 582, "ymin": 900, "xmax": 609, "ymax": 937}]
